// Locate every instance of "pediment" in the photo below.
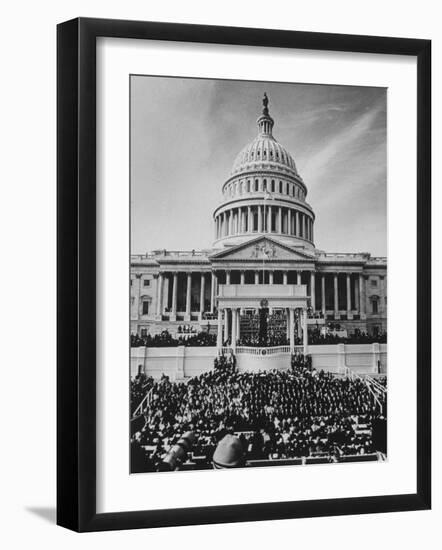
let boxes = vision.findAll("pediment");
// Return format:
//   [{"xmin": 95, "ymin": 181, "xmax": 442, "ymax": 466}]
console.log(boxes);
[{"xmin": 210, "ymin": 236, "xmax": 314, "ymax": 262}]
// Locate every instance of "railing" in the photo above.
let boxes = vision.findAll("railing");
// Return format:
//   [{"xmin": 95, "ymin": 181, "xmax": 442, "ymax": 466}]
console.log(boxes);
[
  {"xmin": 344, "ymin": 367, "xmax": 385, "ymax": 413},
  {"xmin": 132, "ymin": 388, "xmax": 153, "ymax": 418},
  {"xmin": 131, "ymin": 249, "xmax": 210, "ymax": 260},
  {"xmin": 220, "ymin": 345, "xmax": 302, "ymax": 356}
]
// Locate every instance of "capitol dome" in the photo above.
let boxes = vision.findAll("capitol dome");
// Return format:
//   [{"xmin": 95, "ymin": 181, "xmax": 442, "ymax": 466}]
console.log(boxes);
[
  {"xmin": 231, "ymin": 133, "xmax": 298, "ymax": 178},
  {"xmin": 213, "ymin": 94, "xmax": 315, "ymax": 249}
]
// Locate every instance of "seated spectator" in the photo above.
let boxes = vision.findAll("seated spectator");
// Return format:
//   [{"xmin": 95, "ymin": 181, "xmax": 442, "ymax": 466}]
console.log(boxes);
[{"xmin": 131, "ymin": 355, "xmax": 387, "ymax": 472}]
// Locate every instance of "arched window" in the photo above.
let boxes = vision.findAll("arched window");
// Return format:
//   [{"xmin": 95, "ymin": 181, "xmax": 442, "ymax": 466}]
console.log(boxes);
[
  {"xmin": 263, "ymin": 179, "xmax": 267, "ymax": 191},
  {"xmin": 254, "ymin": 179, "xmax": 259, "ymax": 192},
  {"xmin": 279, "ymin": 181, "xmax": 282, "ymax": 193},
  {"xmin": 271, "ymin": 179, "xmax": 275, "ymax": 192},
  {"xmin": 247, "ymin": 180, "xmax": 251, "ymax": 192},
  {"xmin": 371, "ymin": 296, "xmax": 379, "ymax": 314}
]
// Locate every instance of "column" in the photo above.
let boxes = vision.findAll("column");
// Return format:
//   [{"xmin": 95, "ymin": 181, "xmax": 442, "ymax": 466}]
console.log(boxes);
[
  {"xmin": 289, "ymin": 308, "xmax": 295, "ymax": 351},
  {"xmin": 258, "ymin": 205, "xmax": 262, "ymax": 232},
  {"xmin": 199, "ymin": 273, "xmax": 205, "ymax": 317},
  {"xmin": 283, "ymin": 271, "xmax": 288, "ymax": 285},
  {"xmin": 217, "ymin": 308, "xmax": 223, "ymax": 349},
  {"xmin": 269, "ymin": 271, "xmax": 274, "ymax": 284},
  {"xmin": 278, "ymin": 207, "xmax": 282, "ymax": 233},
  {"xmin": 224, "ymin": 308, "xmax": 230, "ymax": 343},
  {"xmin": 379, "ymin": 275, "xmax": 385, "ymax": 314},
  {"xmin": 297, "ymin": 271, "xmax": 301, "ymax": 285},
  {"xmin": 185, "ymin": 272, "xmax": 192, "ymax": 319},
  {"xmin": 240, "ymin": 270, "xmax": 245, "ymax": 285},
  {"xmin": 302, "ymin": 309, "xmax": 308, "ymax": 353},
  {"xmin": 255, "ymin": 270, "xmax": 259, "ymax": 284},
  {"xmin": 354, "ymin": 275, "xmax": 359, "ymax": 313},
  {"xmin": 171, "ymin": 272, "xmax": 178, "ymax": 318},
  {"xmin": 288, "ymin": 209, "xmax": 292, "ymax": 235},
  {"xmin": 236, "ymin": 310, "xmax": 241, "ymax": 342},
  {"xmin": 156, "ymin": 272, "xmax": 164, "ymax": 316},
  {"xmin": 229, "ymin": 210, "xmax": 233, "ymax": 235},
  {"xmin": 334, "ymin": 273, "xmax": 339, "ymax": 318},
  {"xmin": 286, "ymin": 308, "xmax": 290, "ymax": 339},
  {"xmin": 296, "ymin": 211, "xmax": 300, "ymax": 237},
  {"xmin": 268, "ymin": 205, "xmax": 272, "ymax": 232},
  {"xmin": 247, "ymin": 206, "xmax": 252, "ymax": 232},
  {"xmin": 134, "ymin": 273, "xmax": 142, "ymax": 319},
  {"xmin": 346, "ymin": 273, "xmax": 351, "ymax": 316},
  {"xmin": 226, "ymin": 270, "xmax": 231, "ymax": 285},
  {"xmin": 310, "ymin": 272, "xmax": 316, "ymax": 311},
  {"xmin": 231, "ymin": 308, "xmax": 237, "ymax": 351},
  {"xmin": 321, "ymin": 274, "xmax": 326, "ymax": 316},
  {"xmin": 359, "ymin": 274, "xmax": 366, "ymax": 317},
  {"xmin": 304, "ymin": 216, "xmax": 308, "ymax": 240},
  {"xmin": 210, "ymin": 272, "xmax": 217, "ymax": 313}
]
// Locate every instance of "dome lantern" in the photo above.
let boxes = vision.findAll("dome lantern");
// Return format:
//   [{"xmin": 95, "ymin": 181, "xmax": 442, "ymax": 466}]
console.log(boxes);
[{"xmin": 257, "ymin": 92, "xmax": 274, "ymax": 137}]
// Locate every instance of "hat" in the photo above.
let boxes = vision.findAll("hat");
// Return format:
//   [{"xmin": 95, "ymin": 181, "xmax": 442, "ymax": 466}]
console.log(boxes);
[{"xmin": 212, "ymin": 435, "xmax": 245, "ymax": 469}]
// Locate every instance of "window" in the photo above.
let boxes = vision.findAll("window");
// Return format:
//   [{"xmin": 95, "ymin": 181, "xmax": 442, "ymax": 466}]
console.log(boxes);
[
  {"xmin": 142, "ymin": 301, "xmax": 149, "ymax": 315},
  {"xmin": 263, "ymin": 179, "xmax": 267, "ymax": 190},
  {"xmin": 141, "ymin": 328, "xmax": 147, "ymax": 337},
  {"xmin": 372, "ymin": 299, "xmax": 378, "ymax": 314},
  {"xmin": 371, "ymin": 279, "xmax": 378, "ymax": 287},
  {"xmin": 271, "ymin": 180, "xmax": 275, "ymax": 192},
  {"xmin": 143, "ymin": 279, "xmax": 150, "ymax": 287},
  {"xmin": 254, "ymin": 179, "xmax": 259, "ymax": 192},
  {"xmin": 130, "ymin": 279, "xmax": 133, "ymax": 286}
]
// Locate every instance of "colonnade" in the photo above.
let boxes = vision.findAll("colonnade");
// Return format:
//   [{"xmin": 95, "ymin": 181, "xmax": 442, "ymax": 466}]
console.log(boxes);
[
  {"xmin": 153, "ymin": 269, "xmax": 379, "ymax": 320},
  {"xmin": 214, "ymin": 205, "xmax": 314, "ymax": 243}
]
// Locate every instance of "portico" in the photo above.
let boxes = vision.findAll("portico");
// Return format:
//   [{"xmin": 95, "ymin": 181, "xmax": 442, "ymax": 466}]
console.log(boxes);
[{"xmin": 216, "ymin": 283, "xmax": 309, "ymax": 353}]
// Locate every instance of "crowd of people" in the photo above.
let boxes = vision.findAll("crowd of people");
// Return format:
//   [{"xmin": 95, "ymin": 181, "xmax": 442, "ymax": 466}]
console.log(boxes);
[
  {"xmin": 131, "ymin": 330, "xmax": 216, "ymax": 348},
  {"xmin": 237, "ymin": 334, "xmax": 295, "ymax": 347},
  {"xmin": 130, "ymin": 354, "xmax": 387, "ymax": 473},
  {"xmin": 131, "ymin": 328, "xmax": 386, "ymax": 349},
  {"xmin": 308, "ymin": 328, "xmax": 387, "ymax": 345}
]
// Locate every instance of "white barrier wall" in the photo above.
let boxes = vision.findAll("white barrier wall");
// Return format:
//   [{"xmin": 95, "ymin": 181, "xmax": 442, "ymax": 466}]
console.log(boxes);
[{"xmin": 131, "ymin": 344, "xmax": 387, "ymax": 379}]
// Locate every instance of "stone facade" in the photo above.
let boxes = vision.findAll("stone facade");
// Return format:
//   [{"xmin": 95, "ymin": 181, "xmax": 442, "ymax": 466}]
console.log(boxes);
[{"xmin": 131, "ymin": 97, "xmax": 387, "ymax": 338}]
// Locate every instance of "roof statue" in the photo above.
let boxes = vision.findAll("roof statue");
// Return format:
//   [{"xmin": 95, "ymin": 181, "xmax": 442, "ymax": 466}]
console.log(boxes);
[{"xmin": 262, "ymin": 92, "xmax": 269, "ymax": 115}]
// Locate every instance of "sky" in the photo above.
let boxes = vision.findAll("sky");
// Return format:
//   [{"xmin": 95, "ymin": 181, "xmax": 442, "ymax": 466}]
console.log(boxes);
[{"xmin": 131, "ymin": 76, "xmax": 387, "ymax": 256}]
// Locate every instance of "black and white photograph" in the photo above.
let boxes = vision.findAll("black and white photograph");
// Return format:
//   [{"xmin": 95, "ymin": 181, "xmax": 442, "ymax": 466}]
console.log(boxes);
[{"xmin": 130, "ymin": 77, "xmax": 388, "ymax": 474}]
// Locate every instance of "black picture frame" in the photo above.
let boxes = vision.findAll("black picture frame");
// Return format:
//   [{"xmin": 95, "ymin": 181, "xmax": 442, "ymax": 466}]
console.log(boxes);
[{"xmin": 57, "ymin": 17, "xmax": 431, "ymax": 532}]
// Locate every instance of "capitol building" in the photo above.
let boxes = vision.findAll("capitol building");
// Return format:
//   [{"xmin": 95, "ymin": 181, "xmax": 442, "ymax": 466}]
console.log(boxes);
[{"xmin": 130, "ymin": 95, "xmax": 387, "ymax": 352}]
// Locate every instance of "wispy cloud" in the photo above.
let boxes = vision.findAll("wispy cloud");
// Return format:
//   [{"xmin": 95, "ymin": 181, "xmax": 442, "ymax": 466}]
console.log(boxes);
[{"xmin": 301, "ymin": 104, "xmax": 384, "ymax": 187}]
